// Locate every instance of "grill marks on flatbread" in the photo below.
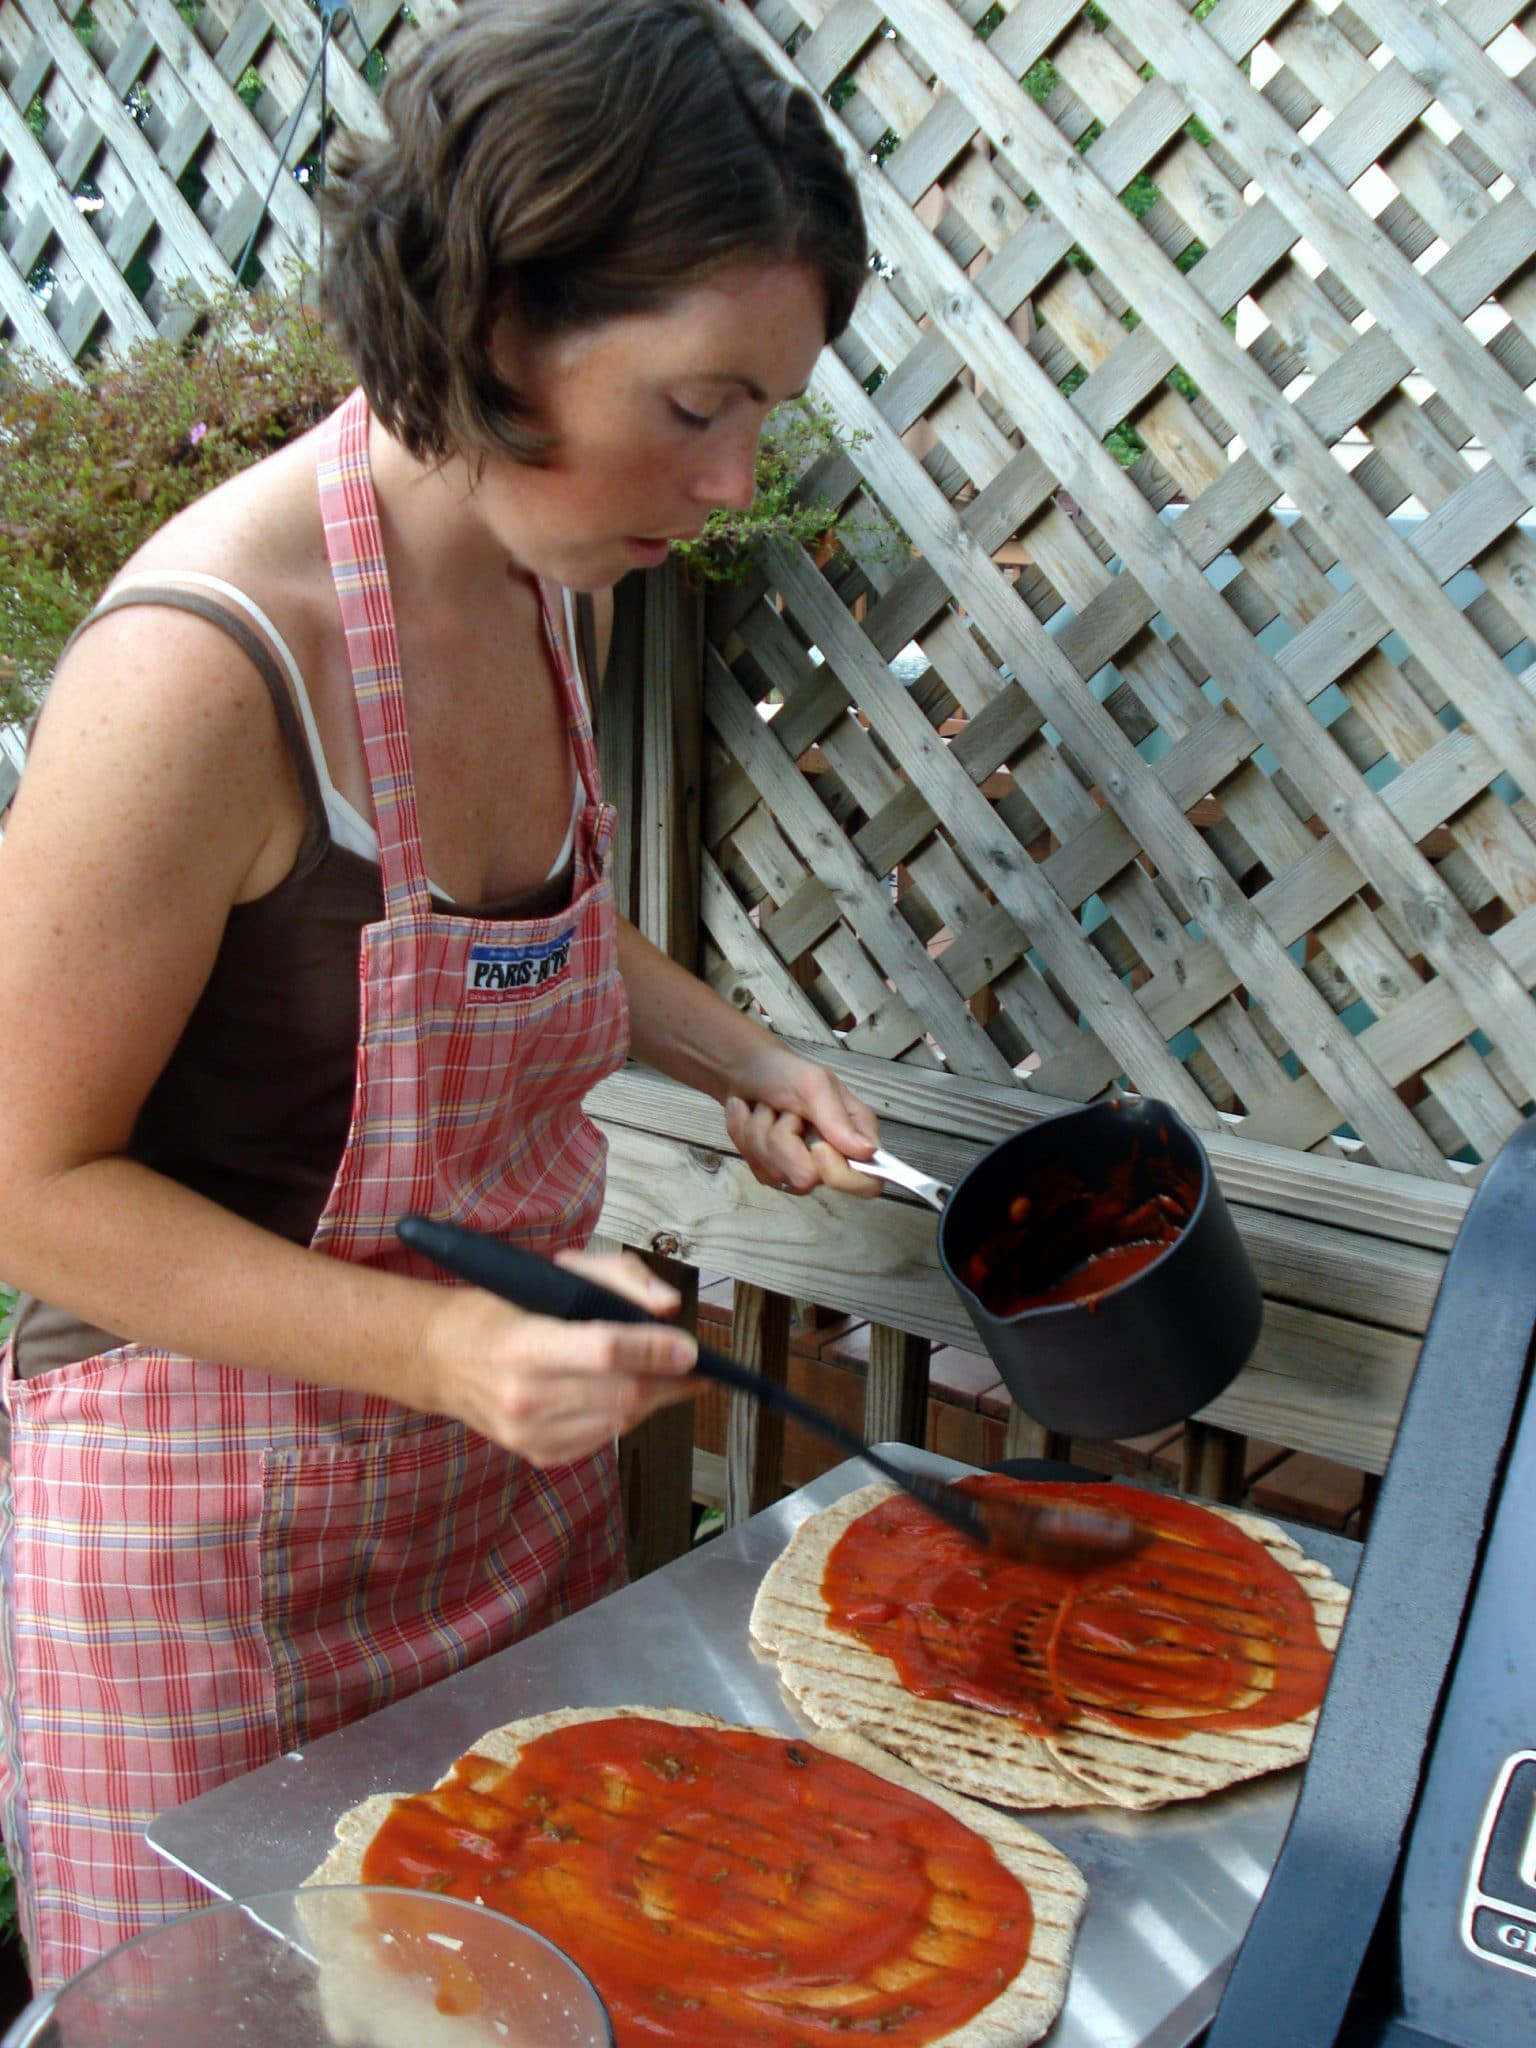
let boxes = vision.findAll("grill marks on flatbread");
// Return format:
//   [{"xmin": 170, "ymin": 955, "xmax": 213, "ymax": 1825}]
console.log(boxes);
[
  {"xmin": 750, "ymin": 1487, "xmax": 1349, "ymax": 1813},
  {"xmin": 304, "ymin": 1704, "xmax": 1087, "ymax": 2048}
]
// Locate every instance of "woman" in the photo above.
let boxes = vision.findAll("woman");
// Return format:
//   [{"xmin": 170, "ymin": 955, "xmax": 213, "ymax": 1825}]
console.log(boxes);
[{"xmin": 0, "ymin": 0, "xmax": 878, "ymax": 1986}]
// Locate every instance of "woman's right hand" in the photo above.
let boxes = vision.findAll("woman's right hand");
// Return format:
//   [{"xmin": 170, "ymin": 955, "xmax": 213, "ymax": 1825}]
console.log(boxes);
[{"xmin": 413, "ymin": 1254, "xmax": 700, "ymax": 1466}]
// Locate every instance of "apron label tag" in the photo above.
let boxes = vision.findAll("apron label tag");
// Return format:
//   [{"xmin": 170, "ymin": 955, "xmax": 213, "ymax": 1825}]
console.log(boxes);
[{"xmin": 466, "ymin": 935, "xmax": 572, "ymax": 1003}]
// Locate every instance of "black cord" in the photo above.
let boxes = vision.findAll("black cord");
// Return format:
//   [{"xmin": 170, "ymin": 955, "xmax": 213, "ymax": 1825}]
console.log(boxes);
[
  {"xmin": 233, "ymin": 11, "xmax": 339, "ymax": 288},
  {"xmin": 318, "ymin": 28, "xmax": 330, "ymax": 193}
]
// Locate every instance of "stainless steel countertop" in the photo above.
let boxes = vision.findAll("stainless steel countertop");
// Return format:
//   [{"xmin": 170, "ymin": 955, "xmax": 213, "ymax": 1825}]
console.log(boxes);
[{"xmin": 149, "ymin": 1447, "xmax": 1359, "ymax": 2048}]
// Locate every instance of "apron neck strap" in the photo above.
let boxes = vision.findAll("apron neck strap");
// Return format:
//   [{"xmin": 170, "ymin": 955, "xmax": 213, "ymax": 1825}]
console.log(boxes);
[
  {"xmin": 316, "ymin": 394, "xmax": 609, "ymax": 917},
  {"xmin": 316, "ymin": 389, "xmax": 431, "ymax": 919}
]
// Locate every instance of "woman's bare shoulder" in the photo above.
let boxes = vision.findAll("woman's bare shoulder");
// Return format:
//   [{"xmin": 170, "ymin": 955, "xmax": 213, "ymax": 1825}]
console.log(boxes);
[
  {"xmin": 28, "ymin": 436, "xmax": 336, "ymax": 903},
  {"xmin": 27, "ymin": 593, "xmax": 305, "ymax": 903},
  {"xmin": 108, "ymin": 430, "xmax": 332, "ymax": 631}
]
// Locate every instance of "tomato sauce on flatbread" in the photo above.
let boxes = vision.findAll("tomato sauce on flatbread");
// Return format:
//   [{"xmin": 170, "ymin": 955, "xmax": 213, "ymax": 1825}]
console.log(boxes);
[
  {"xmin": 360, "ymin": 1715, "xmax": 1034, "ymax": 2045},
  {"xmin": 824, "ymin": 1478, "xmax": 1333, "ymax": 1739}
]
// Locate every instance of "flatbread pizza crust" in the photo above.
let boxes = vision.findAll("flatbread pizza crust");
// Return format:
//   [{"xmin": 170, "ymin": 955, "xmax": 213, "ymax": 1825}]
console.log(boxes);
[
  {"xmin": 750, "ymin": 1484, "xmax": 1350, "ymax": 1814},
  {"xmin": 305, "ymin": 1703, "xmax": 1087, "ymax": 2048}
]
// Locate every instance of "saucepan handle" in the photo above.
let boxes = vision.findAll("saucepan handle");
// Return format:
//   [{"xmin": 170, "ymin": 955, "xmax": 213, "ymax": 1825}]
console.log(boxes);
[{"xmin": 846, "ymin": 1146, "xmax": 950, "ymax": 1210}]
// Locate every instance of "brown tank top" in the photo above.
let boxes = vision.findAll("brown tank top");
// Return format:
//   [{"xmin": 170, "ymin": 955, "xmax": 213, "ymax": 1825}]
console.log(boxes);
[{"xmin": 9, "ymin": 584, "xmax": 598, "ymax": 1376}]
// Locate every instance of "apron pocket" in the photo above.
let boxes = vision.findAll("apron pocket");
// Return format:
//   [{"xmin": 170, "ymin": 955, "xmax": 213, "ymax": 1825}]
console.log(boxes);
[{"xmin": 257, "ymin": 1424, "xmax": 621, "ymax": 1752}]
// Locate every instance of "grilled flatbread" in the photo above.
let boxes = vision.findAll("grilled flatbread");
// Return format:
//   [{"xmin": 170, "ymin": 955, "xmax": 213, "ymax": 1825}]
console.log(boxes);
[
  {"xmin": 751, "ymin": 1482, "xmax": 1349, "ymax": 1813},
  {"xmin": 305, "ymin": 1704, "xmax": 1087, "ymax": 2047}
]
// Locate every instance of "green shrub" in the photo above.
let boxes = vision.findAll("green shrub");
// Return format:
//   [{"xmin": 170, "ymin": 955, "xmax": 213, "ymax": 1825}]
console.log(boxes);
[
  {"xmin": 0, "ymin": 287, "xmax": 355, "ymax": 723},
  {"xmin": 671, "ymin": 398, "xmax": 896, "ymax": 586}
]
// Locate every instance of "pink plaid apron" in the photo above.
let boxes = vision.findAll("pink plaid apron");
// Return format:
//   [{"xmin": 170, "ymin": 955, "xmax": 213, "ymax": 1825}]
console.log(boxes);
[{"xmin": 0, "ymin": 387, "xmax": 629, "ymax": 1988}]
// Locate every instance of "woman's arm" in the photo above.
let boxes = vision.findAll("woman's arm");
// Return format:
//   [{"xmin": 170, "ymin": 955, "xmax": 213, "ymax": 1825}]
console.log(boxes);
[
  {"xmin": 0, "ymin": 608, "xmax": 696, "ymax": 1463},
  {"xmin": 614, "ymin": 916, "xmax": 881, "ymax": 1196}
]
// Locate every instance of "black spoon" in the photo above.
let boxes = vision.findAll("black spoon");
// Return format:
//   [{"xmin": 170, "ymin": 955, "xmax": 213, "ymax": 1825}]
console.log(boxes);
[{"xmin": 396, "ymin": 1214, "xmax": 1143, "ymax": 1571}]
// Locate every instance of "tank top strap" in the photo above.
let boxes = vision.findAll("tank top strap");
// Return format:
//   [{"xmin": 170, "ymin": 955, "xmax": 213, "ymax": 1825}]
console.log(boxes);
[{"xmin": 314, "ymin": 388, "xmax": 430, "ymax": 919}]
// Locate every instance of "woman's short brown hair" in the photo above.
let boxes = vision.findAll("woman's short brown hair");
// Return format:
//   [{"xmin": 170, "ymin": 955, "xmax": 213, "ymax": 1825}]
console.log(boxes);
[{"xmin": 322, "ymin": 0, "xmax": 868, "ymax": 463}]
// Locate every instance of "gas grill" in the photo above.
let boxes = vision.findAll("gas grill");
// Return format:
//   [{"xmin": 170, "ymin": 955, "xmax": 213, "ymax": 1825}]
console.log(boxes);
[{"xmin": 1202, "ymin": 1115, "xmax": 1536, "ymax": 2048}]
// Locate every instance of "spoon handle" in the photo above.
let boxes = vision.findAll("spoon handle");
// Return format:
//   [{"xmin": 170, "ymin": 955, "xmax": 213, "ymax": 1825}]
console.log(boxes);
[{"xmin": 397, "ymin": 1214, "xmax": 896, "ymax": 1472}]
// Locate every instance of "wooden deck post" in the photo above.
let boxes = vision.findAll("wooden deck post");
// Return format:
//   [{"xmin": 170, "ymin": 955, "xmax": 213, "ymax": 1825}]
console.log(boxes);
[
  {"xmin": 1003, "ymin": 1407, "xmax": 1072, "ymax": 1466},
  {"xmin": 607, "ymin": 562, "xmax": 708, "ymax": 1574},
  {"xmin": 1181, "ymin": 1421, "xmax": 1248, "ymax": 1504},
  {"xmin": 725, "ymin": 1282, "xmax": 792, "ymax": 1524},
  {"xmin": 864, "ymin": 1324, "xmax": 930, "ymax": 1448},
  {"xmin": 618, "ymin": 1253, "xmax": 700, "ymax": 1579}
]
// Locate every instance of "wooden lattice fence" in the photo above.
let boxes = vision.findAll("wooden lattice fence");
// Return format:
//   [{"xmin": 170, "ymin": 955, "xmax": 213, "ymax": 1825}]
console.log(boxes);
[
  {"xmin": 706, "ymin": 0, "xmax": 1536, "ymax": 1180},
  {"xmin": 0, "ymin": 0, "xmax": 435, "ymax": 373}
]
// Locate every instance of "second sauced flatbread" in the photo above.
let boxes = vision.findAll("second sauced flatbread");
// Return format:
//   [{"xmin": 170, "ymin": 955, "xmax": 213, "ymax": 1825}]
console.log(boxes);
[{"xmin": 750, "ymin": 1483, "xmax": 1350, "ymax": 1813}]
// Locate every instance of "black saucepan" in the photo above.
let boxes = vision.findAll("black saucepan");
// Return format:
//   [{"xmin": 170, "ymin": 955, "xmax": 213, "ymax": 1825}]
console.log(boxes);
[{"xmin": 864, "ymin": 1097, "xmax": 1262, "ymax": 1439}]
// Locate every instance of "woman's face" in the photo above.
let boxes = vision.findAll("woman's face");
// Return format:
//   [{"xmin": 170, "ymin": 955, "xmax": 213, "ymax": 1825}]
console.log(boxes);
[{"xmin": 479, "ymin": 259, "xmax": 832, "ymax": 590}]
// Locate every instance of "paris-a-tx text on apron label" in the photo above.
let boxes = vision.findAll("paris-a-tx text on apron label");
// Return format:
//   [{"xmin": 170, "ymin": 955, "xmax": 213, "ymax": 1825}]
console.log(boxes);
[{"xmin": 466, "ymin": 934, "xmax": 573, "ymax": 1002}]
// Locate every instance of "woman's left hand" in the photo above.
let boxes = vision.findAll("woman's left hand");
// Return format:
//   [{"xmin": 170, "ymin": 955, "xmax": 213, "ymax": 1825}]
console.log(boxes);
[{"xmin": 723, "ymin": 1050, "xmax": 882, "ymax": 1199}]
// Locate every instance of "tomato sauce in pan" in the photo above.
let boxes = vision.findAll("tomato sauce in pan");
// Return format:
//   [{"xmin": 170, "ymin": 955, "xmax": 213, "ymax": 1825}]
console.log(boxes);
[
  {"xmin": 957, "ymin": 1152, "xmax": 1195, "ymax": 1316},
  {"xmin": 997, "ymin": 1235, "xmax": 1169, "ymax": 1310},
  {"xmin": 361, "ymin": 1716, "xmax": 1034, "ymax": 2044},
  {"xmin": 825, "ymin": 1478, "xmax": 1332, "ymax": 1738}
]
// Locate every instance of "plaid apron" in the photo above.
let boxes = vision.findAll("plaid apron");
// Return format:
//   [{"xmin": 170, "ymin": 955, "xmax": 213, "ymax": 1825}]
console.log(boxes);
[{"xmin": 0, "ymin": 387, "xmax": 629, "ymax": 1988}]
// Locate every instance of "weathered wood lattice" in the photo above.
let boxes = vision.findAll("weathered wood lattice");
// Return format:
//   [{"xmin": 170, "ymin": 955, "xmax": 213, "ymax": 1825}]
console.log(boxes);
[
  {"xmin": 0, "ymin": 0, "xmax": 438, "ymax": 374},
  {"xmin": 707, "ymin": 0, "xmax": 1536, "ymax": 1179}
]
